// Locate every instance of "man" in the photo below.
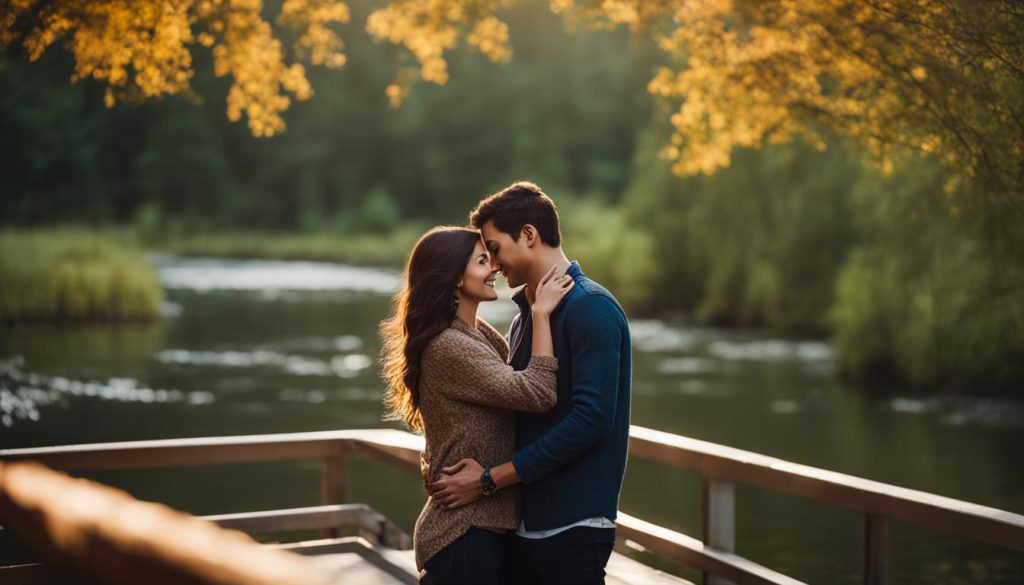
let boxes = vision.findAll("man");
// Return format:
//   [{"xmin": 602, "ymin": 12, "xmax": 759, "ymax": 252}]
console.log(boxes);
[{"xmin": 427, "ymin": 181, "xmax": 632, "ymax": 584}]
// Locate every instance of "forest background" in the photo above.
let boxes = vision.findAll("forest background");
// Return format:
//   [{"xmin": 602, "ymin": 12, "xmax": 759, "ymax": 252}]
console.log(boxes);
[{"xmin": 2, "ymin": 0, "xmax": 1022, "ymax": 393}]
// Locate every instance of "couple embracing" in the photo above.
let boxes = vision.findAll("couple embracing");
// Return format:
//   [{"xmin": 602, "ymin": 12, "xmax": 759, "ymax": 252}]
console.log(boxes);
[{"xmin": 380, "ymin": 181, "xmax": 631, "ymax": 584}]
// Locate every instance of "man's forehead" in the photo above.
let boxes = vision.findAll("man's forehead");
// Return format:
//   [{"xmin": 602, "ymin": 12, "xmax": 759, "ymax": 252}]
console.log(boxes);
[{"xmin": 480, "ymin": 222, "xmax": 504, "ymax": 241}]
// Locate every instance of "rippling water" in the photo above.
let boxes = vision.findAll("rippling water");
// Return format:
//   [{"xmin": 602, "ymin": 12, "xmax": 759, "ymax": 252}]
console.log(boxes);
[{"xmin": 1, "ymin": 256, "xmax": 1022, "ymax": 584}]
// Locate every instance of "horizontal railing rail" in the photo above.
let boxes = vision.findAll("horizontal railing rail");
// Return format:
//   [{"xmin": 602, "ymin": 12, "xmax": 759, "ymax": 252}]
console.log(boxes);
[
  {"xmin": 627, "ymin": 426, "xmax": 1024, "ymax": 585},
  {"xmin": 204, "ymin": 503, "xmax": 412, "ymax": 549},
  {"xmin": 629, "ymin": 426, "xmax": 1024, "ymax": 550},
  {"xmin": 4, "ymin": 425, "xmax": 1023, "ymax": 584}
]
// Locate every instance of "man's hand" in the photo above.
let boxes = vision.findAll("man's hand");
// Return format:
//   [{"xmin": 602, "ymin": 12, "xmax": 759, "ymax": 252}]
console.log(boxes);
[{"xmin": 427, "ymin": 458, "xmax": 485, "ymax": 509}]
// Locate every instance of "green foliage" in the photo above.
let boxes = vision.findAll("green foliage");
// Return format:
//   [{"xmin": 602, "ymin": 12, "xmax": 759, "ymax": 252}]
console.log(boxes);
[
  {"xmin": 355, "ymin": 186, "xmax": 402, "ymax": 234},
  {"xmin": 0, "ymin": 1, "xmax": 656, "ymax": 229},
  {"xmin": 0, "ymin": 229, "xmax": 164, "ymax": 323},
  {"xmin": 558, "ymin": 196, "xmax": 657, "ymax": 313},
  {"xmin": 832, "ymin": 159, "xmax": 1024, "ymax": 391},
  {"xmin": 621, "ymin": 130, "xmax": 1024, "ymax": 391},
  {"xmin": 623, "ymin": 128, "xmax": 862, "ymax": 333}
]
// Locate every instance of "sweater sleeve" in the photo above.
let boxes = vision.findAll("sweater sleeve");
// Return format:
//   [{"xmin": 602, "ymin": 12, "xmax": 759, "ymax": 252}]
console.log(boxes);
[{"xmin": 429, "ymin": 330, "xmax": 558, "ymax": 413}]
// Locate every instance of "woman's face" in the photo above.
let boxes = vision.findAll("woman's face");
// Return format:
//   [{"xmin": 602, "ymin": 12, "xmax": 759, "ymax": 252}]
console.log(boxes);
[{"xmin": 458, "ymin": 240, "xmax": 499, "ymax": 304}]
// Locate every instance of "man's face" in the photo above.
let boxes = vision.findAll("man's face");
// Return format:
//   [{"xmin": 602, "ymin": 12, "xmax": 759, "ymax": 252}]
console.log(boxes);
[{"xmin": 480, "ymin": 220, "xmax": 532, "ymax": 289}]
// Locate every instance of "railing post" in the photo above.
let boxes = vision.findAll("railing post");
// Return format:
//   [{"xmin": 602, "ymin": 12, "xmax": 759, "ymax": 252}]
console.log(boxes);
[
  {"xmin": 863, "ymin": 513, "xmax": 888, "ymax": 585},
  {"xmin": 320, "ymin": 453, "xmax": 348, "ymax": 538},
  {"xmin": 702, "ymin": 477, "xmax": 736, "ymax": 585}
]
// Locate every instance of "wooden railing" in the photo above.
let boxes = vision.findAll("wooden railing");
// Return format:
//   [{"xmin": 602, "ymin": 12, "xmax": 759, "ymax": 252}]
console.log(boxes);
[
  {"xmin": 3, "ymin": 426, "xmax": 1023, "ymax": 585},
  {"xmin": 625, "ymin": 426, "xmax": 1024, "ymax": 585}
]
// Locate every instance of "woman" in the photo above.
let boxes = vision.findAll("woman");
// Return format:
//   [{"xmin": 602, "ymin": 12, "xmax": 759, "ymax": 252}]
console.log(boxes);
[{"xmin": 380, "ymin": 226, "xmax": 573, "ymax": 584}]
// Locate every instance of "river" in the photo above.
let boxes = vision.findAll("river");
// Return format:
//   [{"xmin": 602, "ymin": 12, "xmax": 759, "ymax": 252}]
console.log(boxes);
[{"xmin": 2, "ymin": 256, "xmax": 1022, "ymax": 583}]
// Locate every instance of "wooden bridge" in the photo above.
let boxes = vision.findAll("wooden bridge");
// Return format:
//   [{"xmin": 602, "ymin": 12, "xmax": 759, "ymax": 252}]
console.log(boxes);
[{"xmin": 1, "ymin": 426, "xmax": 1023, "ymax": 584}]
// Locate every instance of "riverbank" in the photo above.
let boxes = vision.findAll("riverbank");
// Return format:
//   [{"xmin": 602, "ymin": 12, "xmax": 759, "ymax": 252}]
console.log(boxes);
[
  {"xmin": 152, "ymin": 225, "xmax": 426, "ymax": 268},
  {"xmin": 0, "ymin": 229, "xmax": 163, "ymax": 325},
  {"xmin": 144, "ymin": 205, "xmax": 655, "ymax": 313},
  {"xmin": 0, "ymin": 225, "xmax": 427, "ymax": 324}
]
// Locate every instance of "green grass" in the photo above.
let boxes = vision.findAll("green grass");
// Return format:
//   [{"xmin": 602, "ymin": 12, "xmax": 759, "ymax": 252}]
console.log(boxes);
[
  {"xmin": 0, "ymin": 225, "xmax": 426, "ymax": 326},
  {"xmin": 0, "ymin": 229, "xmax": 164, "ymax": 324},
  {"xmin": 150, "ymin": 224, "xmax": 427, "ymax": 268}
]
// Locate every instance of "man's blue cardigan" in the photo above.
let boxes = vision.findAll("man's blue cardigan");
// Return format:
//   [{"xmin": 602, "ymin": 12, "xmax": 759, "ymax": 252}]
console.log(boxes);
[{"xmin": 508, "ymin": 261, "xmax": 632, "ymax": 531}]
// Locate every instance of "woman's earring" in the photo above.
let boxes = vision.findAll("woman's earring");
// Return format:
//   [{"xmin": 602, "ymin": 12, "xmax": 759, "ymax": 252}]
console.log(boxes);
[{"xmin": 453, "ymin": 292, "xmax": 460, "ymax": 310}]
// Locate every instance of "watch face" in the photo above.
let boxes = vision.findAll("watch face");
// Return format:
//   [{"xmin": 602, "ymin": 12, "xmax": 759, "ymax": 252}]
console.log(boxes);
[{"xmin": 481, "ymin": 470, "xmax": 497, "ymax": 495}]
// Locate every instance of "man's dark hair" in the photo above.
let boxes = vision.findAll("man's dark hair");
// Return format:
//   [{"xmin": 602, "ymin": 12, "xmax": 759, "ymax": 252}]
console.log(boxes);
[{"xmin": 468, "ymin": 181, "xmax": 562, "ymax": 246}]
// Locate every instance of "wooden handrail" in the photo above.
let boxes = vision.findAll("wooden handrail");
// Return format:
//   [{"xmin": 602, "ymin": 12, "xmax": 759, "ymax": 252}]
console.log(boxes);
[
  {"xmin": 0, "ymin": 428, "xmax": 422, "ymax": 470},
  {"xmin": 0, "ymin": 461, "xmax": 335, "ymax": 585},
  {"xmin": 616, "ymin": 513, "xmax": 805, "ymax": 585},
  {"xmin": 4, "ymin": 425, "xmax": 1023, "ymax": 584},
  {"xmin": 627, "ymin": 425, "xmax": 1024, "ymax": 552},
  {"xmin": 5, "ymin": 426, "xmax": 1021, "ymax": 549},
  {"xmin": 203, "ymin": 504, "xmax": 412, "ymax": 549}
]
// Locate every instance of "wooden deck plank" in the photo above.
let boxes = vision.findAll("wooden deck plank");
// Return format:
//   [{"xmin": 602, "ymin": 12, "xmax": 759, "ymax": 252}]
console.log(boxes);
[
  {"xmin": 275, "ymin": 537, "xmax": 693, "ymax": 585},
  {"xmin": 606, "ymin": 552, "xmax": 695, "ymax": 585},
  {"xmin": 273, "ymin": 537, "xmax": 418, "ymax": 584}
]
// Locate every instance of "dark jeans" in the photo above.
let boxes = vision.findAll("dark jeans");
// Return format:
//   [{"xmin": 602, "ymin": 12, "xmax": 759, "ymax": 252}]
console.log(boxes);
[
  {"xmin": 503, "ymin": 527, "xmax": 616, "ymax": 585},
  {"xmin": 420, "ymin": 527, "xmax": 508, "ymax": 585}
]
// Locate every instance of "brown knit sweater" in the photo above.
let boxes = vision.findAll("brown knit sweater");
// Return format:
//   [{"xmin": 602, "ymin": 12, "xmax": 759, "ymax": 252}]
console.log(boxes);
[{"xmin": 413, "ymin": 316, "xmax": 558, "ymax": 570}]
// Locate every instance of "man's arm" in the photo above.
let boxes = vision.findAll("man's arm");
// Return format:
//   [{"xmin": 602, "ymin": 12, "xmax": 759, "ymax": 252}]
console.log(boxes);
[
  {"xmin": 429, "ymin": 295, "xmax": 625, "ymax": 508},
  {"xmin": 428, "ymin": 459, "xmax": 519, "ymax": 508}
]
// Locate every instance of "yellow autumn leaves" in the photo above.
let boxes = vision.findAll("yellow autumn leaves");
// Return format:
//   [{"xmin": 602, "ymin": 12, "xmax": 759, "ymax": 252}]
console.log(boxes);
[
  {"xmin": 2, "ymin": 0, "xmax": 1022, "ymax": 200},
  {"xmin": 1, "ymin": 0, "xmax": 349, "ymax": 137},
  {"xmin": 367, "ymin": 1, "xmax": 513, "ymax": 106},
  {"xmin": 1, "ymin": 0, "xmax": 515, "ymax": 135},
  {"xmin": 551, "ymin": 0, "xmax": 1022, "ymax": 195}
]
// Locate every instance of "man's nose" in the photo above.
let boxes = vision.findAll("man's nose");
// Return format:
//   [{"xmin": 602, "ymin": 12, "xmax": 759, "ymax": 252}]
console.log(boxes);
[{"xmin": 489, "ymin": 258, "xmax": 501, "ymax": 272}]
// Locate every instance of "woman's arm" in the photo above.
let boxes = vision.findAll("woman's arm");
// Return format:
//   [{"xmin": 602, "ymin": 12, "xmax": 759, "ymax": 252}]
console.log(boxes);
[
  {"xmin": 429, "ymin": 267, "xmax": 573, "ymax": 412},
  {"xmin": 429, "ymin": 334, "xmax": 558, "ymax": 412}
]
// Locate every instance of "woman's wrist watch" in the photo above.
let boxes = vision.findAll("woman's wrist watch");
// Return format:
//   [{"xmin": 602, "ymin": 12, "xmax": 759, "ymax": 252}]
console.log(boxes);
[{"xmin": 480, "ymin": 468, "xmax": 497, "ymax": 496}]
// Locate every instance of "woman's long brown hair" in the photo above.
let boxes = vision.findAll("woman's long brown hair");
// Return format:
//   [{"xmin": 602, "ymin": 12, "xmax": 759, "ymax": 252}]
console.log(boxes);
[{"xmin": 380, "ymin": 226, "xmax": 481, "ymax": 431}]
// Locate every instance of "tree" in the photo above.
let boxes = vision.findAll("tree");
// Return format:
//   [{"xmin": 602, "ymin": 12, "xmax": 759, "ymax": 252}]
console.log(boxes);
[
  {"xmin": 1, "ymin": 0, "xmax": 349, "ymax": 137},
  {"xmin": 4, "ymin": 0, "xmax": 1020, "ymax": 206}
]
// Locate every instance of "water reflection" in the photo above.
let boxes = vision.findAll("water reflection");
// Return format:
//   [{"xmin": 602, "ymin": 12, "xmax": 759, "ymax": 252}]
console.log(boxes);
[
  {"xmin": 889, "ymin": 396, "xmax": 1024, "ymax": 428},
  {"xmin": 154, "ymin": 255, "xmax": 401, "ymax": 293},
  {"xmin": 0, "ymin": 356, "xmax": 215, "ymax": 428},
  {"xmin": 156, "ymin": 349, "xmax": 372, "ymax": 378},
  {"xmin": 707, "ymin": 339, "xmax": 834, "ymax": 362}
]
